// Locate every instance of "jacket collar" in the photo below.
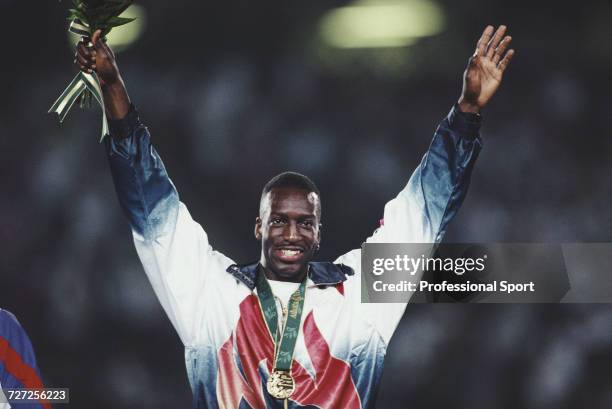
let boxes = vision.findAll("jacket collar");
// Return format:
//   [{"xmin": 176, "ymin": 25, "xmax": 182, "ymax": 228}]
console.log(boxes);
[{"xmin": 226, "ymin": 261, "xmax": 354, "ymax": 291}]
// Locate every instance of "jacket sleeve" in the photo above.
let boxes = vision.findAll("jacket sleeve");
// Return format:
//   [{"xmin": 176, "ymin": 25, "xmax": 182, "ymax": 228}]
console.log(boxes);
[
  {"xmin": 368, "ymin": 104, "xmax": 482, "ymax": 245},
  {"xmin": 105, "ymin": 106, "xmax": 235, "ymax": 346},
  {"xmin": 336, "ymin": 105, "xmax": 483, "ymax": 344},
  {"xmin": 0, "ymin": 310, "xmax": 49, "ymax": 409}
]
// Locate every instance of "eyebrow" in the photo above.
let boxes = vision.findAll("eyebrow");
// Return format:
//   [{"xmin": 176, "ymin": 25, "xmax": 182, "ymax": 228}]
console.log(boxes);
[{"xmin": 269, "ymin": 212, "xmax": 316, "ymax": 219}]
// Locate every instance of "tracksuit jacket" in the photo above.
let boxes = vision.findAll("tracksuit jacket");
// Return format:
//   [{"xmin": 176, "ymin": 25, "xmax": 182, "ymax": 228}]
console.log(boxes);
[{"xmin": 104, "ymin": 104, "xmax": 482, "ymax": 409}]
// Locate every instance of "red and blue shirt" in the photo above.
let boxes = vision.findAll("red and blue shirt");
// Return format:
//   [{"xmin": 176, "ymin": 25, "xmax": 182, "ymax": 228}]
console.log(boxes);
[{"xmin": 0, "ymin": 310, "xmax": 50, "ymax": 409}]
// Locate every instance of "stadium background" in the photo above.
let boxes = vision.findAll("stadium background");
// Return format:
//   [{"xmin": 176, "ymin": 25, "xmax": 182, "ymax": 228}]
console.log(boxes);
[{"xmin": 1, "ymin": 0, "xmax": 612, "ymax": 407}]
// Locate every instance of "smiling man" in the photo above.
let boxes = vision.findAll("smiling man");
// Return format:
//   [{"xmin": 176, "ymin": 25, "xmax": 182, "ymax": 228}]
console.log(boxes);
[
  {"xmin": 256, "ymin": 174, "xmax": 322, "ymax": 282},
  {"xmin": 76, "ymin": 24, "xmax": 514, "ymax": 409}
]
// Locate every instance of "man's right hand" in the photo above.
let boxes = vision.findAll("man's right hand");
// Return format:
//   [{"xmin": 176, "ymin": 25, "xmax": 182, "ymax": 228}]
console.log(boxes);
[{"xmin": 74, "ymin": 29, "xmax": 131, "ymax": 120}]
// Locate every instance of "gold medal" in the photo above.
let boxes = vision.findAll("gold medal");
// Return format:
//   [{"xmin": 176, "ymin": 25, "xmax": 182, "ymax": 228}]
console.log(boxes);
[{"xmin": 267, "ymin": 370, "xmax": 295, "ymax": 399}]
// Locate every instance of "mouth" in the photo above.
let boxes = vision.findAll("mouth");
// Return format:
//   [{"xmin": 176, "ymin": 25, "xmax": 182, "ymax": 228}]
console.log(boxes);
[{"xmin": 274, "ymin": 247, "xmax": 304, "ymax": 263}]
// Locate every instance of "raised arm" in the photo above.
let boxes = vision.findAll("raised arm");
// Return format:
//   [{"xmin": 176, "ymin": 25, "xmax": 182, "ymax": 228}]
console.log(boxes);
[
  {"xmin": 369, "ymin": 25, "xmax": 514, "ymax": 244},
  {"xmin": 75, "ymin": 32, "xmax": 236, "ymax": 345},
  {"xmin": 76, "ymin": 30, "xmax": 166, "ymax": 236},
  {"xmin": 337, "ymin": 25, "xmax": 515, "ymax": 343}
]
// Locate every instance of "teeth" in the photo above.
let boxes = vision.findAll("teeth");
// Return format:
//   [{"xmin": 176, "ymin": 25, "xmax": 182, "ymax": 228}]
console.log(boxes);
[{"xmin": 281, "ymin": 249, "xmax": 300, "ymax": 256}]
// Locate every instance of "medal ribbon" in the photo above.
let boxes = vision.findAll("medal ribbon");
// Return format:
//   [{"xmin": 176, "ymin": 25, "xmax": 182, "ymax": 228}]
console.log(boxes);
[
  {"xmin": 256, "ymin": 268, "xmax": 307, "ymax": 373},
  {"xmin": 49, "ymin": 19, "xmax": 109, "ymax": 142}
]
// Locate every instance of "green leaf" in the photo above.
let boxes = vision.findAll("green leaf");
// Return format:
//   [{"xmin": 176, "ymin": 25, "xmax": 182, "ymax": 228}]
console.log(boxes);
[
  {"xmin": 106, "ymin": 16, "xmax": 136, "ymax": 28},
  {"xmin": 93, "ymin": 12, "xmax": 114, "ymax": 22},
  {"xmin": 63, "ymin": 0, "xmax": 136, "ymax": 36},
  {"xmin": 67, "ymin": 8, "xmax": 87, "ymax": 21}
]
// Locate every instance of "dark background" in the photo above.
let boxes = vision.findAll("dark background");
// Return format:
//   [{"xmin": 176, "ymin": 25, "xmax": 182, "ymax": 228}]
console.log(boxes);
[{"xmin": 2, "ymin": 0, "xmax": 612, "ymax": 408}]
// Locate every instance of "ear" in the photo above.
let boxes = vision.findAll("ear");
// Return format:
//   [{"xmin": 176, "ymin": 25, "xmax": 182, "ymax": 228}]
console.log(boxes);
[
  {"xmin": 316, "ymin": 223, "xmax": 322, "ymax": 250},
  {"xmin": 254, "ymin": 216, "xmax": 262, "ymax": 240}
]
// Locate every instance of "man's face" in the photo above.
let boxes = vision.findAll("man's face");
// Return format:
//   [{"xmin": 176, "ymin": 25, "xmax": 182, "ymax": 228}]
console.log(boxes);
[{"xmin": 255, "ymin": 187, "xmax": 321, "ymax": 282}]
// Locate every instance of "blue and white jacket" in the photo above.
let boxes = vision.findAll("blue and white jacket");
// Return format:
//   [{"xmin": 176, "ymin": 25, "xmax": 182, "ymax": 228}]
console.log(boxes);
[{"xmin": 104, "ymin": 105, "xmax": 482, "ymax": 409}]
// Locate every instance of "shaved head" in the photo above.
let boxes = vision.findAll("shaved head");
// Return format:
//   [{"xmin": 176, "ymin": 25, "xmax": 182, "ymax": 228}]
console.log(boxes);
[{"xmin": 260, "ymin": 172, "xmax": 321, "ymax": 220}]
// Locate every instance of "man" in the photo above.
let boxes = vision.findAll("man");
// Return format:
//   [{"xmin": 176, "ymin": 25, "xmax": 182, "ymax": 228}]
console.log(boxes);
[
  {"xmin": 0, "ymin": 309, "xmax": 50, "ymax": 409},
  {"xmin": 75, "ymin": 25, "xmax": 514, "ymax": 408}
]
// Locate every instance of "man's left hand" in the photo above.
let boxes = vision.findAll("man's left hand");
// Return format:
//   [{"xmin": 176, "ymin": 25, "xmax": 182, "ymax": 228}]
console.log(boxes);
[{"xmin": 458, "ymin": 25, "xmax": 515, "ymax": 114}]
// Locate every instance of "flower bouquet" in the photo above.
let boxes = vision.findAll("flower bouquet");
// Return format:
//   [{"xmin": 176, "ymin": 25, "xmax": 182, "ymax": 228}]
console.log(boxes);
[{"xmin": 49, "ymin": 0, "xmax": 135, "ymax": 141}]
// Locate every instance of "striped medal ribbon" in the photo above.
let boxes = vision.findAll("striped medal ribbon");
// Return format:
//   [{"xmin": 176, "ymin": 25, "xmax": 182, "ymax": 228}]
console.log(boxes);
[{"xmin": 256, "ymin": 268, "xmax": 307, "ymax": 404}]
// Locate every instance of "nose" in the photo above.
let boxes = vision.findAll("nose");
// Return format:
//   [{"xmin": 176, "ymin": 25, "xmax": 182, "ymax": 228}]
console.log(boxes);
[{"xmin": 283, "ymin": 221, "xmax": 300, "ymax": 242}]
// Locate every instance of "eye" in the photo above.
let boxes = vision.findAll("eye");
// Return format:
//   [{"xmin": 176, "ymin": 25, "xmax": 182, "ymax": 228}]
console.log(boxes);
[
  {"xmin": 270, "ymin": 217, "xmax": 284, "ymax": 225},
  {"xmin": 299, "ymin": 219, "xmax": 314, "ymax": 227}
]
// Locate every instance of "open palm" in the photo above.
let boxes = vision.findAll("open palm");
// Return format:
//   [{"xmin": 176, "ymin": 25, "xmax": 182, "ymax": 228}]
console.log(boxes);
[{"xmin": 459, "ymin": 25, "xmax": 515, "ymax": 113}]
